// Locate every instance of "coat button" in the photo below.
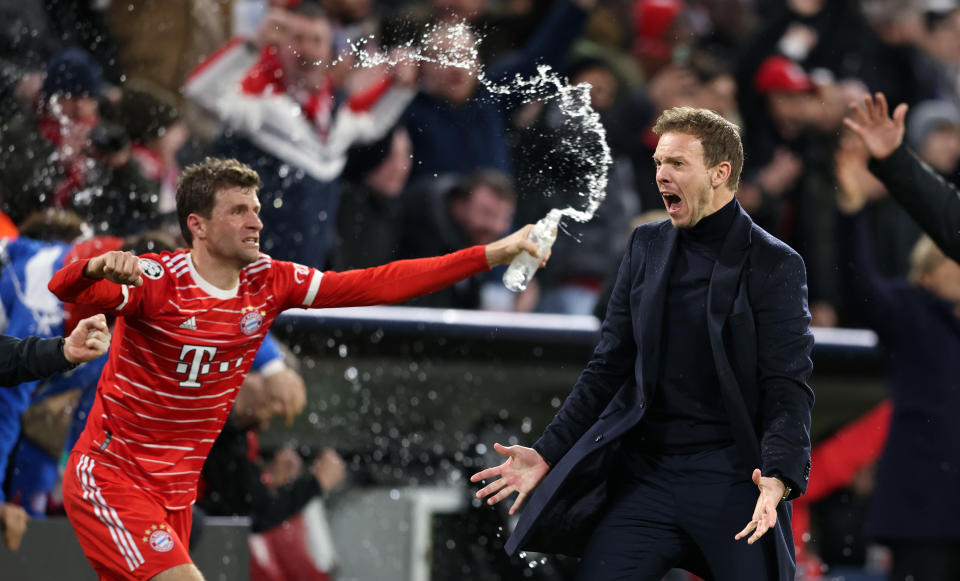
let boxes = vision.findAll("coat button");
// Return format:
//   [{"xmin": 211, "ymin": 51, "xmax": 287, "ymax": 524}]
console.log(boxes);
[{"xmin": 595, "ymin": 434, "xmax": 603, "ymax": 443}]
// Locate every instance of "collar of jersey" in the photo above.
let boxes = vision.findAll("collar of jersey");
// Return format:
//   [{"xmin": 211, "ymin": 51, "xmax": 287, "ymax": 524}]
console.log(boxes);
[{"xmin": 187, "ymin": 252, "xmax": 239, "ymax": 300}]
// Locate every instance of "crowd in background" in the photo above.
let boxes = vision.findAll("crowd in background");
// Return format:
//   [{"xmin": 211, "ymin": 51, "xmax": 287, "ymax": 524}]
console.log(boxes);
[{"xmin": 1, "ymin": 0, "xmax": 960, "ymax": 579}]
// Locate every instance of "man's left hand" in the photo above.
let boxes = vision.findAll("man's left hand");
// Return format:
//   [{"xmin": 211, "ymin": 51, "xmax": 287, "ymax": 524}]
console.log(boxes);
[{"xmin": 735, "ymin": 468, "xmax": 786, "ymax": 545}]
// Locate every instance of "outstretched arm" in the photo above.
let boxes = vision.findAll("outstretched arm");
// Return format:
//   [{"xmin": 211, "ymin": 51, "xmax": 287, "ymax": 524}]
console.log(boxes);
[
  {"xmin": 470, "ymin": 443, "xmax": 550, "ymax": 515},
  {"xmin": 845, "ymin": 92, "xmax": 960, "ymax": 262},
  {"xmin": 306, "ymin": 226, "xmax": 542, "ymax": 308}
]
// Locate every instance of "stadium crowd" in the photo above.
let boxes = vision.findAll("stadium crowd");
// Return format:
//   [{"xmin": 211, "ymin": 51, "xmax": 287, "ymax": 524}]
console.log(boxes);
[{"xmin": 1, "ymin": 0, "xmax": 959, "ymax": 579}]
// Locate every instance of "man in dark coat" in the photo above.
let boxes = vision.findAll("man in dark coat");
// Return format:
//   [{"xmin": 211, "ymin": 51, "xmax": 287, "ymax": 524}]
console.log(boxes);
[
  {"xmin": 0, "ymin": 313, "xmax": 109, "ymax": 387},
  {"xmin": 473, "ymin": 107, "xmax": 814, "ymax": 580},
  {"xmin": 845, "ymin": 92, "xmax": 960, "ymax": 264},
  {"xmin": 0, "ymin": 312, "xmax": 109, "ymax": 552}
]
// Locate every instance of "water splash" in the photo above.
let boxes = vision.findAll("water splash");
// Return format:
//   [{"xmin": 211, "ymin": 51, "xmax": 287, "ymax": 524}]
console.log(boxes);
[{"xmin": 344, "ymin": 22, "xmax": 611, "ymax": 228}]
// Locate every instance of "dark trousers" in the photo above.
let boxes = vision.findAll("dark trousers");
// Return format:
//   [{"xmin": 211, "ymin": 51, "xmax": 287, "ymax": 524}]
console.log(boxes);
[
  {"xmin": 577, "ymin": 445, "xmax": 777, "ymax": 581},
  {"xmin": 888, "ymin": 541, "xmax": 960, "ymax": 581}
]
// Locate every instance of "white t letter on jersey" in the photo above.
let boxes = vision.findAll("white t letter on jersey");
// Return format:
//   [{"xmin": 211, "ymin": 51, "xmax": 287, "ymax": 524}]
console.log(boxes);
[{"xmin": 176, "ymin": 345, "xmax": 218, "ymax": 388}]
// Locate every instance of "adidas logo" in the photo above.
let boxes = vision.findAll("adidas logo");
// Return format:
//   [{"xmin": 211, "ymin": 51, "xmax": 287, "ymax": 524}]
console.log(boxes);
[{"xmin": 179, "ymin": 317, "xmax": 197, "ymax": 331}]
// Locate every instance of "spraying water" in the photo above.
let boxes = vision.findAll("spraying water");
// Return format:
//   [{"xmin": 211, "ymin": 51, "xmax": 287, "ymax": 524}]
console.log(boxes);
[{"xmin": 345, "ymin": 23, "xmax": 612, "ymax": 291}]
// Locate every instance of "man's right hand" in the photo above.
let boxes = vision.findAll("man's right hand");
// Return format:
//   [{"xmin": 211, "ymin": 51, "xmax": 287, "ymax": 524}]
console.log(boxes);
[
  {"xmin": 64, "ymin": 314, "xmax": 111, "ymax": 364},
  {"xmin": 470, "ymin": 443, "xmax": 550, "ymax": 515},
  {"xmin": 484, "ymin": 225, "xmax": 546, "ymax": 268},
  {"xmin": 84, "ymin": 251, "xmax": 144, "ymax": 287},
  {"xmin": 843, "ymin": 92, "xmax": 908, "ymax": 161},
  {"xmin": 0, "ymin": 502, "xmax": 28, "ymax": 551}
]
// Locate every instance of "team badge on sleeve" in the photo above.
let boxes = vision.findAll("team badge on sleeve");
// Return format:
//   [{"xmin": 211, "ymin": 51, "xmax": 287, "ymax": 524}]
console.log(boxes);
[
  {"xmin": 294, "ymin": 263, "xmax": 310, "ymax": 284},
  {"xmin": 240, "ymin": 306, "xmax": 265, "ymax": 335},
  {"xmin": 139, "ymin": 258, "xmax": 164, "ymax": 280}
]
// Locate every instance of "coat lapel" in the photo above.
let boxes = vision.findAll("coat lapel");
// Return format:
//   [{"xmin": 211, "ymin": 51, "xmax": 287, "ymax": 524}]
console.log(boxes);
[
  {"xmin": 706, "ymin": 206, "xmax": 759, "ymax": 467},
  {"xmin": 707, "ymin": 206, "xmax": 752, "ymax": 327},
  {"xmin": 637, "ymin": 224, "xmax": 678, "ymax": 395}
]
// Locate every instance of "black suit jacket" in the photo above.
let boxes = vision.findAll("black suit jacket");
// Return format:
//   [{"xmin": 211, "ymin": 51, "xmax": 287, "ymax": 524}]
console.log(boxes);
[
  {"xmin": 869, "ymin": 144, "xmax": 960, "ymax": 263},
  {"xmin": 507, "ymin": 206, "xmax": 815, "ymax": 581},
  {"xmin": 0, "ymin": 334, "xmax": 73, "ymax": 387}
]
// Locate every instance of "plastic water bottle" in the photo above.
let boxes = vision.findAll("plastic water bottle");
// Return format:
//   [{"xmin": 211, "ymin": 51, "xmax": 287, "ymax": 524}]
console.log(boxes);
[{"xmin": 503, "ymin": 210, "xmax": 561, "ymax": 292}]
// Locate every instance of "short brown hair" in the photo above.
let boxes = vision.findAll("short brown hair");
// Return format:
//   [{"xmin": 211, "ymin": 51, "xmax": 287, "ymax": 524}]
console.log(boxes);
[
  {"xmin": 450, "ymin": 169, "xmax": 516, "ymax": 204},
  {"xmin": 652, "ymin": 107, "xmax": 744, "ymax": 191},
  {"xmin": 17, "ymin": 209, "xmax": 88, "ymax": 242},
  {"xmin": 176, "ymin": 158, "xmax": 260, "ymax": 245}
]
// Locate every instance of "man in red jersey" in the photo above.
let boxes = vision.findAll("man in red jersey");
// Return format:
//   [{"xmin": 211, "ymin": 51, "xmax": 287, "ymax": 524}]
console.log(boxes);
[{"xmin": 48, "ymin": 157, "xmax": 545, "ymax": 581}]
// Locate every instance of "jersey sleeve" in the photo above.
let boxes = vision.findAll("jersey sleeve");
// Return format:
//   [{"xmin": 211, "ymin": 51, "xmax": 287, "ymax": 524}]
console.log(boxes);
[
  {"xmin": 274, "ymin": 246, "xmax": 490, "ymax": 309},
  {"xmin": 47, "ymin": 257, "xmax": 157, "ymax": 317}
]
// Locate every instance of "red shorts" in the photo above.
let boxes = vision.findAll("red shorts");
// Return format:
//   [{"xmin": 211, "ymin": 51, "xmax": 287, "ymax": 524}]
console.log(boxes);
[{"xmin": 63, "ymin": 452, "xmax": 194, "ymax": 581}]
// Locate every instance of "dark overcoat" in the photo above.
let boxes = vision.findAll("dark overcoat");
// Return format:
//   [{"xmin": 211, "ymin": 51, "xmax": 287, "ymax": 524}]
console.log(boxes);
[{"xmin": 506, "ymin": 206, "xmax": 815, "ymax": 581}]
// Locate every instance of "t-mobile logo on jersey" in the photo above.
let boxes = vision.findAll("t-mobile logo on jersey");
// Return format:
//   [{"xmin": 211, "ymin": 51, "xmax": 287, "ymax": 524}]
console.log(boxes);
[{"xmin": 176, "ymin": 344, "xmax": 244, "ymax": 387}]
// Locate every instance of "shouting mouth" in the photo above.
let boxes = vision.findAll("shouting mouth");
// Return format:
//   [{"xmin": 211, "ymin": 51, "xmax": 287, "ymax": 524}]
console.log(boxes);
[{"xmin": 662, "ymin": 193, "xmax": 683, "ymax": 215}]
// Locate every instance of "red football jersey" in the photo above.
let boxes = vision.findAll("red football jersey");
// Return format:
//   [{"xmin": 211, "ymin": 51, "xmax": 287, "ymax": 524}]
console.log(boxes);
[{"xmin": 49, "ymin": 246, "xmax": 489, "ymax": 509}]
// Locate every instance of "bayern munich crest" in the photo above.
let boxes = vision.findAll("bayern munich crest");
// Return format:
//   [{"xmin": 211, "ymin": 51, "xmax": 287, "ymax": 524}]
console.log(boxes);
[
  {"xmin": 240, "ymin": 306, "xmax": 265, "ymax": 335},
  {"xmin": 143, "ymin": 524, "xmax": 174, "ymax": 553}
]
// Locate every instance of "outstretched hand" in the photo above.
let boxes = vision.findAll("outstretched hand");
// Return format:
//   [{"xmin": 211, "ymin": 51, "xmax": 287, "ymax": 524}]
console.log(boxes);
[
  {"xmin": 843, "ymin": 92, "xmax": 908, "ymax": 161},
  {"xmin": 735, "ymin": 469, "xmax": 786, "ymax": 545},
  {"xmin": 484, "ymin": 225, "xmax": 550, "ymax": 268},
  {"xmin": 84, "ymin": 251, "xmax": 144, "ymax": 287},
  {"xmin": 470, "ymin": 443, "xmax": 550, "ymax": 515},
  {"xmin": 64, "ymin": 314, "xmax": 111, "ymax": 364}
]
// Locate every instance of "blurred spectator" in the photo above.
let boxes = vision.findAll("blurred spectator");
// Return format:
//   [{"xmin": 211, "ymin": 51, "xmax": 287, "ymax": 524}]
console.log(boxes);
[
  {"xmin": 333, "ymin": 126, "xmax": 412, "ymax": 269},
  {"xmin": 0, "ymin": 210, "xmax": 84, "ymax": 511},
  {"xmin": 914, "ymin": 1, "xmax": 960, "ymax": 101},
  {"xmin": 200, "ymin": 370, "xmax": 341, "ymax": 532},
  {"xmin": 907, "ymin": 99, "xmax": 960, "ymax": 186},
  {"xmin": 113, "ymin": 85, "xmax": 192, "ymax": 217},
  {"xmin": 0, "ymin": 0, "xmax": 120, "ymax": 118},
  {"xmin": 0, "ymin": 2, "xmax": 58, "ymax": 117},
  {"xmin": 738, "ymin": 55, "xmax": 812, "ymax": 220},
  {"xmin": 0, "ymin": 48, "xmax": 102, "ymax": 224},
  {"xmin": 401, "ymin": 0, "xmax": 594, "ymax": 181},
  {"xmin": 399, "ymin": 170, "xmax": 520, "ymax": 309},
  {"xmin": 836, "ymin": 146, "xmax": 960, "ymax": 581},
  {"xmin": 184, "ymin": 1, "xmax": 417, "ymax": 268},
  {"xmin": 791, "ymin": 401, "xmax": 892, "ymax": 580},
  {"xmin": 199, "ymin": 369, "xmax": 344, "ymax": 580},
  {"xmin": 858, "ymin": 0, "xmax": 940, "ymax": 109},
  {"xmin": 73, "ymin": 120, "xmax": 161, "ymax": 236},
  {"xmin": 106, "ymin": 0, "xmax": 234, "ymax": 142},
  {"xmin": 630, "ymin": 0, "xmax": 694, "ymax": 82},
  {"xmin": 786, "ymin": 78, "xmax": 871, "ymax": 328}
]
